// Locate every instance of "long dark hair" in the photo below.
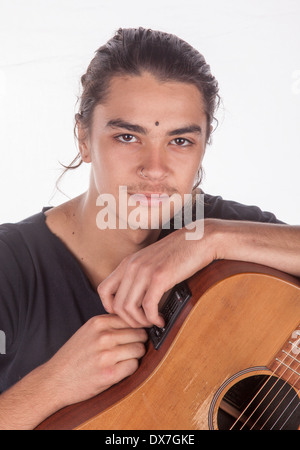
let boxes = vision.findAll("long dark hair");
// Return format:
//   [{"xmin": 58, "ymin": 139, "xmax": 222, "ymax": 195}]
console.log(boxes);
[{"xmin": 58, "ymin": 27, "xmax": 220, "ymax": 185}]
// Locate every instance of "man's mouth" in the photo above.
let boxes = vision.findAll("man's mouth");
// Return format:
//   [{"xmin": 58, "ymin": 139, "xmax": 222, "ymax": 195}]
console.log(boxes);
[{"xmin": 129, "ymin": 192, "xmax": 170, "ymax": 206}]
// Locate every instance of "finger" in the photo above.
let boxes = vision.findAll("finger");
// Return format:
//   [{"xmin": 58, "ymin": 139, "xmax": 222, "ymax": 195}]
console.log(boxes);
[
  {"xmin": 103, "ymin": 262, "xmax": 147, "ymax": 326},
  {"xmin": 141, "ymin": 284, "xmax": 166, "ymax": 328},
  {"xmin": 102, "ymin": 358, "xmax": 140, "ymax": 387},
  {"xmin": 90, "ymin": 313, "xmax": 128, "ymax": 330},
  {"xmin": 97, "ymin": 272, "xmax": 123, "ymax": 314},
  {"xmin": 120, "ymin": 307, "xmax": 153, "ymax": 329},
  {"xmin": 127, "ymin": 305, "xmax": 153, "ymax": 328},
  {"xmin": 112, "ymin": 304, "xmax": 151, "ymax": 329},
  {"xmin": 89, "ymin": 313, "xmax": 145, "ymax": 335},
  {"xmin": 114, "ymin": 341, "xmax": 147, "ymax": 364},
  {"xmin": 100, "ymin": 342, "xmax": 146, "ymax": 388},
  {"xmin": 113, "ymin": 281, "xmax": 153, "ymax": 328},
  {"xmin": 113, "ymin": 286, "xmax": 153, "ymax": 328},
  {"xmin": 98, "ymin": 327, "xmax": 148, "ymax": 350},
  {"xmin": 118, "ymin": 268, "xmax": 166, "ymax": 327}
]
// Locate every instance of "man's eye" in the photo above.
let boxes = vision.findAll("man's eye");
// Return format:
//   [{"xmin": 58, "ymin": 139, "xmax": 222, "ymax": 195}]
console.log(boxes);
[
  {"xmin": 115, "ymin": 134, "xmax": 138, "ymax": 143},
  {"xmin": 171, "ymin": 137, "xmax": 192, "ymax": 146}
]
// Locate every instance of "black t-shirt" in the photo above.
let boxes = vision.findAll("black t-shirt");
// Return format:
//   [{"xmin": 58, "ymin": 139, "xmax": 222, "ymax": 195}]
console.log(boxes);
[{"xmin": 0, "ymin": 194, "xmax": 284, "ymax": 393}]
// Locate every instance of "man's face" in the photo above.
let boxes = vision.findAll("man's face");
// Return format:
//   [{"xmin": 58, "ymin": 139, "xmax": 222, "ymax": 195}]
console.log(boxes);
[{"xmin": 80, "ymin": 72, "xmax": 208, "ymax": 231}]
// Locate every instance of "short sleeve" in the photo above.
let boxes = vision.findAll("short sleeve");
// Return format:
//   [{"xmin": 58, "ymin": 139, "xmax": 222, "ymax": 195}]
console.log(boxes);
[
  {"xmin": 203, "ymin": 193, "xmax": 286, "ymax": 224},
  {"xmin": 158, "ymin": 192, "xmax": 285, "ymax": 240}
]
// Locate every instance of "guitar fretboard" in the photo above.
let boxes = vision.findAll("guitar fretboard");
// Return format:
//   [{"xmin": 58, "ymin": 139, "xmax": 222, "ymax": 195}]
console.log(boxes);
[{"xmin": 268, "ymin": 325, "xmax": 300, "ymax": 390}]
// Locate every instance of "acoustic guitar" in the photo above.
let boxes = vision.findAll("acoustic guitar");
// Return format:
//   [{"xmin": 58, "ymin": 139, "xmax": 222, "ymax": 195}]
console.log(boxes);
[{"xmin": 36, "ymin": 260, "xmax": 300, "ymax": 430}]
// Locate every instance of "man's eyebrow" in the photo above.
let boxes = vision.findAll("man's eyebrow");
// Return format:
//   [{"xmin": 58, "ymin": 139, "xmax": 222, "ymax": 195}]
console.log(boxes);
[
  {"xmin": 105, "ymin": 119, "xmax": 202, "ymax": 136},
  {"xmin": 167, "ymin": 125, "xmax": 202, "ymax": 136},
  {"xmin": 105, "ymin": 119, "xmax": 148, "ymax": 134}
]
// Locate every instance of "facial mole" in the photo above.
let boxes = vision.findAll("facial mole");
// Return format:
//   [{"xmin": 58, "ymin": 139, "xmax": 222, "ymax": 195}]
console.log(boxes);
[{"xmin": 155, "ymin": 121, "xmax": 159, "ymax": 126}]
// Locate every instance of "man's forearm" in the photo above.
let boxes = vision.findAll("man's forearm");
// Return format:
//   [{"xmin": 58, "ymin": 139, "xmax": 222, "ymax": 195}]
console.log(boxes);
[
  {"xmin": 0, "ymin": 362, "xmax": 63, "ymax": 430},
  {"xmin": 210, "ymin": 219, "xmax": 300, "ymax": 277}
]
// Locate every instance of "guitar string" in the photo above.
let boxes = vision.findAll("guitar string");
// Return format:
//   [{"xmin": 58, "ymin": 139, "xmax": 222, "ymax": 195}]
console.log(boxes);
[
  {"xmin": 254, "ymin": 361, "xmax": 300, "ymax": 430},
  {"xmin": 244, "ymin": 348, "xmax": 299, "ymax": 430},
  {"xmin": 272, "ymin": 337, "xmax": 300, "ymax": 430},
  {"xmin": 278, "ymin": 395, "xmax": 300, "ymax": 430},
  {"xmin": 229, "ymin": 345, "xmax": 293, "ymax": 430},
  {"xmin": 268, "ymin": 383, "xmax": 300, "ymax": 430},
  {"xmin": 244, "ymin": 347, "xmax": 300, "ymax": 430},
  {"xmin": 251, "ymin": 350, "xmax": 300, "ymax": 430},
  {"xmin": 257, "ymin": 367, "xmax": 299, "ymax": 430},
  {"xmin": 229, "ymin": 349, "xmax": 291, "ymax": 430},
  {"xmin": 229, "ymin": 341, "xmax": 298, "ymax": 430},
  {"xmin": 274, "ymin": 388, "xmax": 300, "ymax": 430},
  {"xmin": 258, "ymin": 349, "xmax": 300, "ymax": 430}
]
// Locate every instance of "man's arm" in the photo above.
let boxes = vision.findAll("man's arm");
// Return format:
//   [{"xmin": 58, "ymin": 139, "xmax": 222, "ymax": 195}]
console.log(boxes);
[
  {"xmin": 0, "ymin": 315, "xmax": 147, "ymax": 430},
  {"xmin": 0, "ymin": 362, "xmax": 64, "ymax": 430},
  {"xmin": 98, "ymin": 219, "xmax": 300, "ymax": 327},
  {"xmin": 212, "ymin": 220, "xmax": 300, "ymax": 278}
]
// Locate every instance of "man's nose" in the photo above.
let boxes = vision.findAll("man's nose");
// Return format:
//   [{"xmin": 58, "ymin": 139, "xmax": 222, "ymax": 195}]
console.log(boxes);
[{"xmin": 139, "ymin": 145, "xmax": 169, "ymax": 182}]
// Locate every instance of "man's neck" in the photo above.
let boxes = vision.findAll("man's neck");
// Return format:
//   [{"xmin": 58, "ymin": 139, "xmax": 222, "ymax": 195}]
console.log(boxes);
[{"xmin": 45, "ymin": 192, "xmax": 161, "ymax": 290}]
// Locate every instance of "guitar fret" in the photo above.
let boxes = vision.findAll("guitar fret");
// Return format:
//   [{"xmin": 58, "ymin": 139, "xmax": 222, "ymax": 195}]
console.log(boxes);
[
  {"xmin": 281, "ymin": 350, "xmax": 300, "ymax": 363},
  {"xmin": 268, "ymin": 326, "xmax": 300, "ymax": 390},
  {"xmin": 288, "ymin": 341, "xmax": 300, "ymax": 356},
  {"xmin": 275, "ymin": 358, "xmax": 300, "ymax": 377}
]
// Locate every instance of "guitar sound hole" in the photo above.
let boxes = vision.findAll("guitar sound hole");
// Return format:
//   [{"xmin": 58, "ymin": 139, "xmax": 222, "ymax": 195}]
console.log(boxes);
[{"xmin": 217, "ymin": 375, "xmax": 300, "ymax": 430}]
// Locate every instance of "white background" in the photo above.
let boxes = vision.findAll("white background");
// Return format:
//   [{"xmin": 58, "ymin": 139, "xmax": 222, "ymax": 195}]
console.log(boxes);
[{"xmin": 0, "ymin": 0, "xmax": 299, "ymax": 225}]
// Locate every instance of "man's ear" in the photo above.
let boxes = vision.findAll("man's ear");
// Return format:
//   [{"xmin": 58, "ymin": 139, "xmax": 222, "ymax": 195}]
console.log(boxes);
[{"xmin": 77, "ymin": 122, "xmax": 92, "ymax": 163}]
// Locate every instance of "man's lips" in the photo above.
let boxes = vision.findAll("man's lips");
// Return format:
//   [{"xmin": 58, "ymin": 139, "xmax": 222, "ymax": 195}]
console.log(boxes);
[{"xmin": 129, "ymin": 192, "xmax": 170, "ymax": 206}]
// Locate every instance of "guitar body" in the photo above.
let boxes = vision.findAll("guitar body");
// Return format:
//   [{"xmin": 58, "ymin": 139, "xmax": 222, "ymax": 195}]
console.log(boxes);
[{"xmin": 37, "ymin": 260, "xmax": 300, "ymax": 430}]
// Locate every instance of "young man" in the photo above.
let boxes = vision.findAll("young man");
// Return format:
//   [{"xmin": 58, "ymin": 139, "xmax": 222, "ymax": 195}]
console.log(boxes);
[{"xmin": 0, "ymin": 27, "xmax": 299, "ymax": 429}]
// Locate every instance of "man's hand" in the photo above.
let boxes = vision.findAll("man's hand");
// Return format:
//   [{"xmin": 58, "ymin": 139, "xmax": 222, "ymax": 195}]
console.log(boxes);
[
  {"xmin": 0, "ymin": 314, "xmax": 147, "ymax": 429},
  {"xmin": 97, "ymin": 218, "xmax": 300, "ymax": 329},
  {"xmin": 97, "ymin": 220, "xmax": 216, "ymax": 328},
  {"xmin": 46, "ymin": 314, "xmax": 148, "ymax": 406}
]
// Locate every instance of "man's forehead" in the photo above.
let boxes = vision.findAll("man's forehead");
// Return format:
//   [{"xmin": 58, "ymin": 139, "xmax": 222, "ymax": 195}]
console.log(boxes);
[
  {"xmin": 104, "ymin": 73, "xmax": 206, "ymax": 109},
  {"xmin": 92, "ymin": 74, "xmax": 207, "ymax": 134}
]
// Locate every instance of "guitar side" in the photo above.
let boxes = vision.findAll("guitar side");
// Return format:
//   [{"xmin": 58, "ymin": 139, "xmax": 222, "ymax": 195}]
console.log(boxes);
[{"xmin": 36, "ymin": 260, "xmax": 300, "ymax": 430}]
